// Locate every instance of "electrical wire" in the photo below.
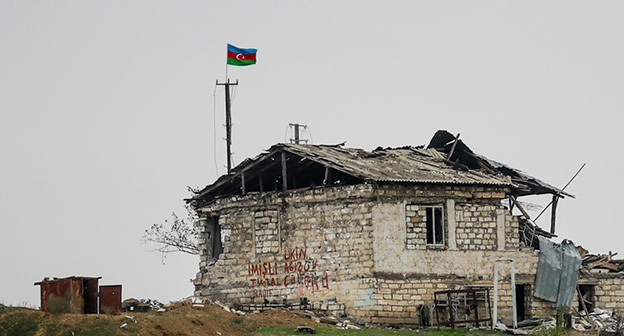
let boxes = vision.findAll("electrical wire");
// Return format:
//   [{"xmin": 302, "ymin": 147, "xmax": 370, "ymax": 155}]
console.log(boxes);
[
  {"xmin": 284, "ymin": 124, "xmax": 290, "ymax": 143},
  {"xmin": 212, "ymin": 84, "xmax": 220, "ymax": 176},
  {"xmin": 307, "ymin": 125, "xmax": 314, "ymax": 144},
  {"xmin": 230, "ymin": 85, "xmax": 238, "ymax": 106}
]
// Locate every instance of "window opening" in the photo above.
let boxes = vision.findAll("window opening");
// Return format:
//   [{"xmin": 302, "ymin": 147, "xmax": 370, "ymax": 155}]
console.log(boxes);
[
  {"xmin": 578, "ymin": 285, "xmax": 595, "ymax": 313},
  {"xmin": 426, "ymin": 206, "xmax": 444, "ymax": 245},
  {"xmin": 206, "ymin": 217, "xmax": 223, "ymax": 260}
]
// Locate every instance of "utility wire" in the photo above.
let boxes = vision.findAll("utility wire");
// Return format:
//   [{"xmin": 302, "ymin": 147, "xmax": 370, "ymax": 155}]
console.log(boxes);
[
  {"xmin": 230, "ymin": 85, "xmax": 238, "ymax": 104},
  {"xmin": 212, "ymin": 84, "xmax": 220, "ymax": 176},
  {"xmin": 534, "ymin": 163, "xmax": 586, "ymax": 221},
  {"xmin": 307, "ymin": 125, "xmax": 314, "ymax": 144}
]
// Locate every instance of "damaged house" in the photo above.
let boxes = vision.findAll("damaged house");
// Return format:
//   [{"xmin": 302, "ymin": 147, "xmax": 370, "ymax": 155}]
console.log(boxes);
[{"xmin": 190, "ymin": 130, "xmax": 623, "ymax": 326}]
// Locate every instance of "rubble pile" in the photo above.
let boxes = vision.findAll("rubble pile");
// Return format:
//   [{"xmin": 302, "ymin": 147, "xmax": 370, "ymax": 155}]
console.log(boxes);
[
  {"xmin": 213, "ymin": 298, "xmax": 365, "ymax": 330},
  {"xmin": 121, "ymin": 298, "xmax": 164, "ymax": 312},
  {"xmin": 572, "ymin": 308, "xmax": 623, "ymax": 332},
  {"xmin": 577, "ymin": 246, "xmax": 624, "ymax": 273}
]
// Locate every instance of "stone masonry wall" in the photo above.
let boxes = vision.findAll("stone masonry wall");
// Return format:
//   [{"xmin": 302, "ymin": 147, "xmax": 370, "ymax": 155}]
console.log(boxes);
[
  {"xmin": 369, "ymin": 184, "xmax": 544, "ymax": 324},
  {"xmin": 455, "ymin": 202, "xmax": 498, "ymax": 250},
  {"xmin": 194, "ymin": 182, "xmax": 556, "ymax": 325},
  {"xmin": 194, "ymin": 184, "xmax": 378, "ymax": 316},
  {"xmin": 253, "ymin": 210, "xmax": 280, "ymax": 255},
  {"xmin": 578, "ymin": 274, "xmax": 624, "ymax": 312}
]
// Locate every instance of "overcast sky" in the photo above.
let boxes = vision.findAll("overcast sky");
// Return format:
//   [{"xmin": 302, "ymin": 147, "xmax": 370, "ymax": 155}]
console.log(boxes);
[{"xmin": 1, "ymin": 1, "xmax": 623, "ymax": 307}]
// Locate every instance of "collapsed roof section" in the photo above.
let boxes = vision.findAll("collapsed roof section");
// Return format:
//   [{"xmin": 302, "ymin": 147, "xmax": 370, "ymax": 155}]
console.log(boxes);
[
  {"xmin": 190, "ymin": 130, "xmax": 570, "ymax": 207},
  {"xmin": 427, "ymin": 130, "xmax": 573, "ymax": 198}
]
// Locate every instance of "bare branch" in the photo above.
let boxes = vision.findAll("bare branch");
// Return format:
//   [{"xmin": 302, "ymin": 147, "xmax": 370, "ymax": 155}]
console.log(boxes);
[{"xmin": 143, "ymin": 205, "xmax": 200, "ymax": 257}]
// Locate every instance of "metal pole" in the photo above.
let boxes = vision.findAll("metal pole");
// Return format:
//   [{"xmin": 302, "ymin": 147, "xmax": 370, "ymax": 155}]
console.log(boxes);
[
  {"xmin": 493, "ymin": 263, "xmax": 498, "ymax": 327},
  {"xmin": 294, "ymin": 124, "xmax": 300, "ymax": 144},
  {"xmin": 224, "ymin": 81, "xmax": 232, "ymax": 173},
  {"xmin": 510, "ymin": 261, "xmax": 517, "ymax": 329}
]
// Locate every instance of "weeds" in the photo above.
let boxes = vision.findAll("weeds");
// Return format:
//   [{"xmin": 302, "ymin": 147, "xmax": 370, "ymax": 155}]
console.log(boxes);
[{"xmin": 0, "ymin": 311, "xmax": 39, "ymax": 336}]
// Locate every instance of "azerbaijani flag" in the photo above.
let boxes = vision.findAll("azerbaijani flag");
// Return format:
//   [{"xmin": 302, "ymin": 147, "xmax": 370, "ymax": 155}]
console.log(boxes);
[{"xmin": 227, "ymin": 44, "xmax": 257, "ymax": 66}]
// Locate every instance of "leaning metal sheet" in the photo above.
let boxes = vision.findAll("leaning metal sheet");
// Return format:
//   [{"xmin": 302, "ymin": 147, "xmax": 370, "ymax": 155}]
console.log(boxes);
[
  {"xmin": 557, "ymin": 240, "xmax": 582, "ymax": 307},
  {"xmin": 534, "ymin": 237, "xmax": 581, "ymax": 307},
  {"xmin": 534, "ymin": 237, "xmax": 561, "ymax": 302}
]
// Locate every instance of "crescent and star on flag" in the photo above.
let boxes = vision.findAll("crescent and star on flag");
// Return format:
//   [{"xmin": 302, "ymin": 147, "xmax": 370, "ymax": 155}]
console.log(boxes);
[{"xmin": 227, "ymin": 44, "xmax": 257, "ymax": 66}]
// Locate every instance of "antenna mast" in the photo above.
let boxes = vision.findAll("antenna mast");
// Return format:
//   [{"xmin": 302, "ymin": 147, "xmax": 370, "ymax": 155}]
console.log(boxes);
[{"xmin": 289, "ymin": 123, "xmax": 309, "ymax": 144}]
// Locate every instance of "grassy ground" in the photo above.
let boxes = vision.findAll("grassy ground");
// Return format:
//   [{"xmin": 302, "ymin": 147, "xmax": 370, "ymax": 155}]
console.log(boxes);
[
  {"xmin": 0, "ymin": 303, "xmax": 544, "ymax": 336},
  {"xmin": 257, "ymin": 326, "xmax": 505, "ymax": 336},
  {"xmin": 0, "ymin": 306, "xmax": 141, "ymax": 336}
]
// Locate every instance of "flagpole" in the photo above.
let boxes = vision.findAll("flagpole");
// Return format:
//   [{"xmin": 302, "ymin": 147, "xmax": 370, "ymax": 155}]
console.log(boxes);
[{"xmin": 216, "ymin": 78, "xmax": 238, "ymax": 174}]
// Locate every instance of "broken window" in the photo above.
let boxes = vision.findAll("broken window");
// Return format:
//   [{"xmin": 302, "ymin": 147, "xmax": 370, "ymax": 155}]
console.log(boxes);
[
  {"xmin": 426, "ymin": 206, "xmax": 444, "ymax": 245},
  {"xmin": 205, "ymin": 216, "xmax": 223, "ymax": 260},
  {"xmin": 578, "ymin": 284, "xmax": 595, "ymax": 313}
]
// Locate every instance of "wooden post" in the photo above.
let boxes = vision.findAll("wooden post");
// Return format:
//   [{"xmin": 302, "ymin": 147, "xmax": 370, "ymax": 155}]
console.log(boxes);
[
  {"xmin": 448, "ymin": 133, "xmax": 461, "ymax": 159},
  {"xmin": 216, "ymin": 80, "xmax": 238, "ymax": 174},
  {"xmin": 448, "ymin": 291, "xmax": 455, "ymax": 328},
  {"xmin": 473, "ymin": 289, "xmax": 480, "ymax": 327},
  {"xmin": 509, "ymin": 195, "xmax": 531, "ymax": 219},
  {"xmin": 550, "ymin": 195, "xmax": 559, "ymax": 234},
  {"xmin": 281, "ymin": 152, "xmax": 288, "ymax": 191},
  {"xmin": 323, "ymin": 166, "xmax": 332, "ymax": 186},
  {"xmin": 241, "ymin": 172, "xmax": 246, "ymax": 195}
]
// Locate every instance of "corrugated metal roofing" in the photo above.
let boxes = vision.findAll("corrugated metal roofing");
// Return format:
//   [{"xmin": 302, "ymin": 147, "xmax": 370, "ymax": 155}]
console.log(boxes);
[
  {"xmin": 474, "ymin": 154, "xmax": 574, "ymax": 198},
  {"xmin": 275, "ymin": 144, "xmax": 512, "ymax": 186},
  {"xmin": 192, "ymin": 133, "xmax": 569, "ymax": 204}
]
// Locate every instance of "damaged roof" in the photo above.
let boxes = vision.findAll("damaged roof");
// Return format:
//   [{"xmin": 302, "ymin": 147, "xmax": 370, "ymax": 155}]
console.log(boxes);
[
  {"xmin": 191, "ymin": 130, "xmax": 570, "ymax": 205},
  {"xmin": 427, "ymin": 130, "xmax": 573, "ymax": 198},
  {"xmin": 271, "ymin": 144, "xmax": 511, "ymax": 185}
]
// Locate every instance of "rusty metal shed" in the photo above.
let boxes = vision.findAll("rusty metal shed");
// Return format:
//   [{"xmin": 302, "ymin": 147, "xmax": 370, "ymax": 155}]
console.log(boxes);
[
  {"xmin": 35, "ymin": 276, "xmax": 122, "ymax": 314},
  {"xmin": 34, "ymin": 276, "xmax": 101, "ymax": 314}
]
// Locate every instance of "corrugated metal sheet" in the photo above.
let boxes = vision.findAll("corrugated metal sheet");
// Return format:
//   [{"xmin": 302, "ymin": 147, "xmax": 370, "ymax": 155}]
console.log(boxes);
[
  {"xmin": 474, "ymin": 154, "xmax": 574, "ymax": 198},
  {"xmin": 557, "ymin": 240, "xmax": 582, "ymax": 306},
  {"xmin": 193, "ymin": 143, "xmax": 515, "ymax": 203},
  {"xmin": 534, "ymin": 237, "xmax": 581, "ymax": 307},
  {"xmin": 281, "ymin": 145, "xmax": 511, "ymax": 186},
  {"xmin": 192, "ymin": 131, "xmax": 571, "ymax": 204}
]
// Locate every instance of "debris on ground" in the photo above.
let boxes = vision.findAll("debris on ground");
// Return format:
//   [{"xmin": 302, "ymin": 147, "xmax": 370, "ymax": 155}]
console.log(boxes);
[
  {"xmin": 210, "ymin": 298, "xmax": 369, "ymax": 330},
  {"xmin": 572, "ymin": 307, "xmax": 623, "ymax": 332},
  {"xmin": 296, "ymin": 326, "xmax": 317, "ymax": 334},
  {"xmin": 121, "ymin": 297, "xmax": 163, "ymax": 312}
]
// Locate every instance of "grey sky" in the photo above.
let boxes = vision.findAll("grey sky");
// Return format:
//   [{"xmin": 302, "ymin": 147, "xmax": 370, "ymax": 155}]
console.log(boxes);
[{"xmin": 1, "ymin": 1, "xmax": 623, "ymax": 306}]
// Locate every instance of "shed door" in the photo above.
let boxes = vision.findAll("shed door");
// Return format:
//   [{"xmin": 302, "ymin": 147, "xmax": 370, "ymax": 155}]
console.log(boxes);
[{"xmin": 99, "ymin": 285, "xmax": 122, "ymax": 314}]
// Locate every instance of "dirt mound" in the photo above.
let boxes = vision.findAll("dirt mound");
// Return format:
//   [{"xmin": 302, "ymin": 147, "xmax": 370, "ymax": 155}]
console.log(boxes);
[{"xmin": 0, "ymin": 302, "xmax": 322, "ymax": 336}]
